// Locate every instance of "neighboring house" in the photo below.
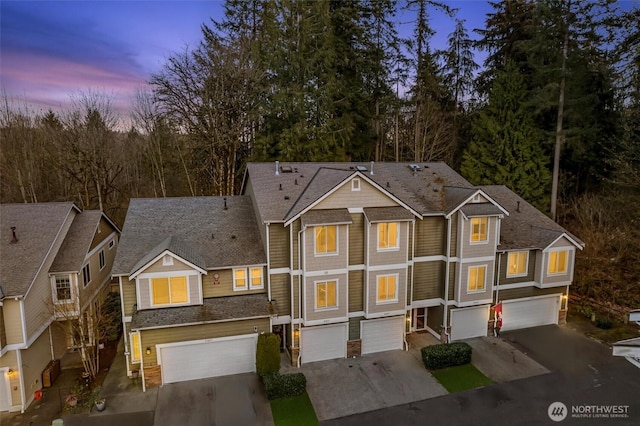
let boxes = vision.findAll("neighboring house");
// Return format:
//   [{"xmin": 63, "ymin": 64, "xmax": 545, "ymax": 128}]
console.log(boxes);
[
  {"xmin": 0, "ymin": 203, "xmax": 119, "ymax": 412},
  {"xmin": 613, "ymin": 310, "xmax": 640, "ymax": 368},
  {"xmin": 113, "ymin": 162, "xmax": 583, "ymax": 389}
]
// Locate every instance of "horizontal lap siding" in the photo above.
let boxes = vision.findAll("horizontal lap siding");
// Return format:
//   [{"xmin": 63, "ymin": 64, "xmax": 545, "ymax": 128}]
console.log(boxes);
[
  {"xmin": 413, "ymin": 261, "xmax": 444, "ymax": 300},
  {"xmin": 3, "ymin": 300, "xmax": 23, "ymax": 344},
  {"xmin": 140, "ymin": 318, "xmax": 270, "ymax": 366},
  {"xmin": 20, "ymin": 330, "xmax": 51, "ymax": 406},
  {"xmin": 349, "ymin": 214, "xmax": 364, "ymax": 265},
  {"xmin": 270, "ymin": 273, "xmax": 291, "ymax": 316},
  {"xmin": 460, "ymin": 216, "xmax": 498, "ymax": 259},
  {"xmin": 500, "ymin": 251, "xmax": 536, "ymax": 284},
  {"xmin": 292, "ymin": 220, "xmax": 301, "ymax": 270},
  {"xmin": 0, "ymin": 306, "xmax": 5, "ymax": 347},
  {"xmin": 1, "ymin": 350, "xmax": 21, "ymax": 406},
  {"xmin": 448, "ymin": 267, "xmax": 455, "ymax": 300},
  {"xmin": 203, "ymin": 269, "xmax": 266, "ymax": 298},
  {"xmin": 415, "ymin": 218, "xmax": 445, "ymax": 257},
  {"xmin": 498, "ymin": 286, "xmax": 565, "ymax": 301},
  {"xmin": 348, "ymin": 270, "xmax": 364, "ymax": 312},
  {"xmin": 304, "ymin": 274, "xmax": 348, "ymax": 322},
  {"xmin": 450, "ymin": 213, "xmax": 458, "ymax": 257},
  {"xmin": 121, "ymin": 278, "xmax": 137, "ymax": 316},
  {"xmin": 269, "ymin": 224, "xmax": 290, "ymax": 269},
  {"xmin": 349, "ymin": 317, "xmax": 363, "ymax": 340}
]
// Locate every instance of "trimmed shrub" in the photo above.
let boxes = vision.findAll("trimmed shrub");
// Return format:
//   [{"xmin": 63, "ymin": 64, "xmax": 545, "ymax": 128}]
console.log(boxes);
[
  {"xmin": 595, "ymin": 316, "xmax": 613, "ymax": 329},
  {"xmin": 421, "ymin": 342, "xmax": 472, "ymax": 370},
  {"xmin": 256, "ymin": 333, "xmax": 281, "ymax": 376},
  {"xmin": 262, "ymin": 372, "xmax": 307, "ymax": 400}
]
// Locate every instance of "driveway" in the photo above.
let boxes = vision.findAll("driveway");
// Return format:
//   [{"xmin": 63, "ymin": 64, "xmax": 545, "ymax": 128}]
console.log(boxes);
[{"xmin": 154, "ymin": 373, "xmax": 273, "ymax": 426}]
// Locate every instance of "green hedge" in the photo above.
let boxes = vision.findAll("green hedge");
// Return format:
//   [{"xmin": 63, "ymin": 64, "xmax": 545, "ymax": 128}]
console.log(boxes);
[
  {"xmin": 421, "ymin": 342, "xmax": 472, "ymax": 370},
  {"xmin": 262, "ymin": 372, "xmax": 307, "ymax": 400},
  {"xmin": 256, "ymin": 333, "xmax": 281, "ymax": 376}
]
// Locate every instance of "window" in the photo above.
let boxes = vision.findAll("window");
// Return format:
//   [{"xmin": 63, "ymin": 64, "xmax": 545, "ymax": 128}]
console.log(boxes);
[
  {"xmin": 82, "ymin": 264, "xmax": 91, "ymax": 287},
  {"xmin": 109, "ymin": 239, "xmax": 115, "ymax": 249},
  {"xmin": 250, "ymin": 267, "xmax": 264, "ymax": 289},
  {"xmin": 55, "ymin": 276, "xmax": 71, "ymax": 301},
  {"xmin": 315, "ymin": 225, "xmax": 337, "ymax": 255},
  {"xmin": 468, "ymin": 266, "xmax": 486, "ymax": 292},
  {"xmin": 378, "ymin": 222, "xmax": 399, "ymax": 250},
  {"xmin": 234, "ymin": 269, "xmax": 247, "ymax": 290},
  {"xmin": 151, "ymin": 276, "xmax": 188, "ymax": 305},
  {"xmin": 352, "ymin": 178, "xmax": 361, "ymax": 191},
  {"xmin": 470, "ymin": 217, "xmax": 488, "ymax": 243},
  {"xmin": 315, "ymin": 280, "xmax": 337, "ymax": 309},
  {"xmin": 507, "ymin": 251, "xmax": 528, "ymax": 276},
  {"xmin": 162, "ymin": 255, "xmax": 174, "ymax": 266},
  {"xmin": 376, "ymin": 275, "xmax": 398, "ymax": 303},
  {"xmin": 99, "ymin": 250, "xmax": 106, "ymax": 270},
  {"xmin": 548, "ymin": 250, "xmax": 568, "ymax": 274},
  {"xmin": 234, "ymin": 267, "xmax": 264, "ymax": 290},
  {"xmin": 130, "ymin": 332, "xmax": 141, "ymax": 363}
]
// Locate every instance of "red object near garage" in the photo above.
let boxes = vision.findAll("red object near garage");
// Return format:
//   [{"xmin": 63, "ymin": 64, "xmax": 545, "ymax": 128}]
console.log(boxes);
[{"xmin": 34, "ymin": 389, "xmax": 43, "ymax": 400}]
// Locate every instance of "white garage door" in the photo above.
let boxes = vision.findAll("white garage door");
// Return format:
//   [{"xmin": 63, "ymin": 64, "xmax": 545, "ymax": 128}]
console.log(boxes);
[
  {"xmin": 159, "ymin": 334, "xmax": 257, "ymax": 384},
  {"xmin": 450, "ymin": 305, "xmax": 489, "ymax": 341},
  {"xmin": 501, "ymin": 295, "xmax": 560, "ymax": 332},
  {"xmin": 0, "ymin": 372, "xmax": 9, "ymax": 411},
  {"xmin": 361, "ymin": 316, "xmax": 405, "ymax": 355},
  {"xmin": 300, "ymin": 323, "xmax": 348, "ymax": 364}
]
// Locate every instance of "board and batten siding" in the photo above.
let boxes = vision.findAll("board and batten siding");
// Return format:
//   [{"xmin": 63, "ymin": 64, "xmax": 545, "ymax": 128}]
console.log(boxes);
[
  {"xmin": 270, "ymin": 273, "xmax": 290, "ymax": 316},
  {"xmin": 269, "ymin": 224, "xmax": 289, "ymax": 269},
  {"xmin": 349, "ymin": 213, "xmax": 364, "ymax": 265},
  {"xmin": 348, "ymin": 270, "xmax": 364, "ymax": 312},
  {"xmin": 497, "ymin": 286, "xmax": 565, "ymax": 301},
  {"xmin": 415, "ymin": 217, "xmax": 445, "ymax": 257},
  {"xmin": 499, "ymin": 251, "xmax": 536, "ymax": 285},
  {"xmin": 139, "ymin": 318, "xmax": 270, "ymax": 366},
  {"xmin": 314, "ymin": 177, "xmax": 396, "ymax": 210},
  {"xmin": 413, "ymin": 261, "xmax": 444, "ymax": 300}
]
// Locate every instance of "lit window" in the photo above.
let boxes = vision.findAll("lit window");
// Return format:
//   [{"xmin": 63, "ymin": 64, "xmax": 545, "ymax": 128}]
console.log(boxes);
[
  {"xmin": 378, "ymin": 222, "xmax": 399, "ymax": 250},
  {"xmin": 470, "ymin": 218, "xmax": 488, "ymax": 243},
  {"xmin": 82, "ymin": 264, "xmax": 91, "ymax": 287},
  {"xmin": 315, "ymin": 225, "xmax": 337, "ymax": 254},
  {"xmin": 130, "ymin": 332, "xmax": 141, "ymax": 363},
  {"xmin": 548, "ymin": 251, "xmax": 568, "ymax": 274},
  {"xmin": 376, "ymin": 275, "xmax": 398, "ymax": 303},
  {"xmin": 468, "ymin": 266, "xmax": 486, "ymax": 292},
  {"xmin": 315, "ymin": 280, "xmax": 337, "ymax": 309},
  {"xmin": 99, "ymin": 250, "xmax": 106, "ymax": 270},
  {"xmin": 55, "ymin": 276, "xmax": 71, "ymax": 301},
  {"xmin": 507, "ymin": 251, "xmax": 528, "ymax": 276},
  {"xmin": 151, "ymin": 276, "xmax": 188, "ymax": 305},
  {"xmin": 250, "ymin": 267, "xmax": 264, "ymax": 289},
  {"xmin": 234, "ymin": 269, "xmax": 247, "ymax": 290}
]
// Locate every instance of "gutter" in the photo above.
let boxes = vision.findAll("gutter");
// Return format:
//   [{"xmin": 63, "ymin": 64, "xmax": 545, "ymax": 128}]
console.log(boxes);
[{"xmin": 297, "ymin": 225, "xmax": 305, "ymax": 368}]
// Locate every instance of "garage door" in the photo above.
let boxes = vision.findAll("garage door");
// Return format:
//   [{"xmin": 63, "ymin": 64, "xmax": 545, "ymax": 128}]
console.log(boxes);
[
  {"xmin": 159, "ymin": 334, "xmax": 257, "ymax": 384},
  {"xmin": 450, "ymin": 305, "xmax": 489, "ymax": 341},
  {"xmin": 361, "ymin": 316, "xmax": 405, "ymax": 355},
  {"xmin": 0, "ymin": 372, "xmax": 9, "ymax": 411},
  {"xmin": 501, "ymin": 295, "xmax": 560, "ymax": 332},
  {"xmin": 300, "ymin": 323, "xmax": 348, "ymax": 364}
]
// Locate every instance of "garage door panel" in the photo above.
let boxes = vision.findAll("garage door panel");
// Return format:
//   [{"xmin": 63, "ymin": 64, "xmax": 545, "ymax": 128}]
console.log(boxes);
[
  {"xmin": 501, "ymin": 296, "xmax": 560, "ymax": 332},
  {"xmin": 301, "ymin": 323, "xmax": 347, "ymax": 364},
  {"xmin": 160, "ymin": 335, "xmax": 257, "ymax": 384},
  {"xmin": 450, "ymin": 306, "xmax": 489, "ymax": 341},
  {"xmin": 361, "ymin": 316, "xmax": 404, "ymax": 355}
]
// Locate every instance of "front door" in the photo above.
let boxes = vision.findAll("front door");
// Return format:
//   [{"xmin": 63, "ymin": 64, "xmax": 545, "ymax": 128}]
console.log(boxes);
[{"xmin": 414, "ymin": 308, "xmax": 426, "ymax": 331}]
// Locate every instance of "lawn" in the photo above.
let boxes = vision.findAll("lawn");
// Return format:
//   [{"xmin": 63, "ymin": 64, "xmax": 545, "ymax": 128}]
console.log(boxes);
[
  {"xmin": 431, "ymin": 363, "xmax": 494, "ymax": 393},
  {"xmin": 270, "ymin": 392, "xmax": 318, "ymax": 426}
]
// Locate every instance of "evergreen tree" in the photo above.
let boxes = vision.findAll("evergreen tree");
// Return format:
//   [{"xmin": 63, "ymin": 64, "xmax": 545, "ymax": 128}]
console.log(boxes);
[{"xmin": 461, "ymin": 61, "xmax": 551, "ymax": 210}]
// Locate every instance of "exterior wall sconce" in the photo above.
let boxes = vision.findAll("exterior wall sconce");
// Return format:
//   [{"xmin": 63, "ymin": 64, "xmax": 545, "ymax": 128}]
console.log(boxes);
[
  {"xmin": 145, "ymin": 347, "xmax": 151, "ymax": 355},
  {"xmin": 7, "ymin": 368, "xmax": 15, "ymax": 376}
]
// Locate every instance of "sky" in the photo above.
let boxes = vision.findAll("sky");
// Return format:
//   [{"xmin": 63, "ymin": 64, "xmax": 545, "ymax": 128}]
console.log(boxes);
[{"xmin": 0, "ymin": 1, "xmax": 532, "ymax": 120}]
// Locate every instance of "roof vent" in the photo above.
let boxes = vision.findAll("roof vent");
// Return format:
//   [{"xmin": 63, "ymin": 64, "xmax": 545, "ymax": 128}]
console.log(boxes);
[
  {"xmin": 224, "ymin": 197, "xmax": 228, "ymax": 210},
  {"xmin": 516, "ymin": 201, "xmax": 521, "ymax": 212},
  {"xmin": 275, "ymin": 160, "xmax": 280, "ymax": 176},
  {"xmin": 279, "ymin": 184, "xmax": 282, "ymax": 191},
  {"xmin": 10, "ymin": 227, "xmax": 18, "ymax": 244},
  {"xmin": 356, "ymin": 165, "xmax": 367, "ymax": 172},
  {"xmin": 370, "ymin": 161, "xmax": 374, "ymax": 175},
  {"xmin": 408, "ymin": 164, "xmax": 421, "ymax": 172},
  {"xmin": 280, "ymin": 165, "xmax": 293, "ymax": 173}
]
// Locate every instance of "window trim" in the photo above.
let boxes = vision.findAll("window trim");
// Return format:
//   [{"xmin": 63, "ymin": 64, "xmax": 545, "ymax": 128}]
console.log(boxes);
[
  {"xmin": 314, "ymin": 225, "xmax": 338, "ymax": 256},
  {"xmin": 376, "ymin": 274, "xmax": 399, "ymax": 304},
  {"xmin": 314, "ymin": 279, "xmax": 338, "ymax": 311},
  {"xmin": 377, "ymin": 222, "xmax": 400, "ymax": 252},
  {"xmin": 233, "ymin": 268, "xmax": 247, "ymax": 291},
  {"xmin": 54, "ymin": 275, "xmax": 72, "ymax": 302},
  {"xmin": 130, "ymin": 332, "xmax": 141, "ymax": 363},
  {"xmin": 351, "ymin": 178, "xmax": 361, "ymax": 191},
  {"xmin": 162, "ymin": 255, "xmax": 174, "ymax": 266},
  {"xmin": 82, "ymin": 264, "xmax": 91, "ymax": 287},
  {"xmin": 109, "ymin": 239, "xmax": 115, "ymax": 250},
  {"xmin": 470, "ymin": 217, "xmax": 489, "ymax": 244},
  {"xmin": 249, "ymin": 267, "xmax": 264, "ymax": 290},
  {"xmin": 506, "ymin": 251, "xmax": 528, "ymax": 277},
  {"xmin": 149, "ymin": 276, "xmax": 190, "ymax": 307},
  {"xmin": 547, "ymin": 250, "xmax": 569, "ymax": 275},
  {"xmin": 99, "ymin": 250, "xmax": 106, "ymax": 270},
  {"xmin": 467, "ymin": 265, "xmax": 487, "ymax": 293}
]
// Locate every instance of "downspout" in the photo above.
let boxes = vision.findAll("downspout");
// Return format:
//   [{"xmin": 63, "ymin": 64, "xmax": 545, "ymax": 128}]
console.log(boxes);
[
  {"xmin": 139, "ymin": 333, "xmax": 146, "ymax": 393},
  {"xmin": 266, "ymin": 223, "xmax": 271, "ymax": 301},
  {"xmin": 495, "ymin": 252, "xmax": 502, "ymax": 330},
  {"xmin": 297, "ymin": 225, "xmax": 305, "ymax": 368},
  {"xmin": 118, "ymin": 276, "xmax": 132, "ymax": 376},
  {"xmin": 17, "ymin": 349, "xmax": 25, "ymax": 413},
  {"xmin": 443, "ymin": 216, "xmax": 452, "ymax": 343},
  {"xmin": 406, "ymin": 220, "xmax": 415, "ymax": 350}
]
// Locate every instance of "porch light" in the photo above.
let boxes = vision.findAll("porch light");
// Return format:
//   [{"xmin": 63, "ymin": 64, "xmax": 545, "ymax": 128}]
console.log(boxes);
[
  {"xmin": 7, "ymin": 368, "xmax": 15, "ymax": 376},
  {"xmin": 146, "ymin": 347, "xmax": 152, "ymax": 355}
]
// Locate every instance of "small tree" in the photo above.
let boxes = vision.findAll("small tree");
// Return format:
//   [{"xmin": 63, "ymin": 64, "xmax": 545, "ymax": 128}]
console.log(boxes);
[{"xmin": 256, "ymin": 332, "xmax": 280, "ymax": 376}]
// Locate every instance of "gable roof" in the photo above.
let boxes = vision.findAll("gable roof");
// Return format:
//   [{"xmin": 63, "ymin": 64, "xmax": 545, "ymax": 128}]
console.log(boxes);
[
  {"xmin": 50, "ymin": 210, "xmax": 107, "ymax": 273},
  {"xmin": 479, "ymin": 185, "xmax": 584, "ymax": 251},
  {"xmin": 0, "ymin": 202, "xmax": 78, "ymax": 297},
  {"xmin": 112, "ymin": 196, "xmax": 266, "ymax": 276}
]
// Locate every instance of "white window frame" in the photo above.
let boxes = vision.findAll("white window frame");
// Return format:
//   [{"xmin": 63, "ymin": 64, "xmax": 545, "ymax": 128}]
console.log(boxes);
[
  {"xmin": 315, "ymin": 279, "xmax": 338, "ymax": 310},
  {"xmin": 233, "ymin": 268, "xmax": 247, "ymax": 291},
  {"xmin": 54, "ymin": 275, "xmax": 72, "ymax": 302},
  {"xmin": 376, "ymin": 274, "xmax": 398, "ymax": 304},
  {"xmin": 547, "ymin": 250, "xmax": 569, "ymax": 275},
  {"xmin": 351, "ymin": 178, "xmax": 361, "ymax": 191},
  {"xmin": 506, "ymin": 251, "xmax": 528, "ymax": 277},
  {"xmin": 130, "ymin": 331, "xmax": 141, "ymax": 364},
  {"xmin": 149, "ymin": 276, "xmax": 190, "ymax": 307},
  {"xmin": 377, "ymin": 222, "xmax": 400, "ymax": 251},
  {"xmin": 109, "ymin": 239, "xmax": 115, "ymax": 250},
  {"xmin": 470, "ymin": 217, "xmax": 489, "ymax": 244},
  {"xmin": 82, "ymin": 264, "xmax": 91, "ymax": 287},
  {"xmin": 249, "ymin": 267, "xmax": 264, "ymax": 290},
  {"xmin": 314, "ymin": 225, "xmax": 338, "ymax": 256},
  {"xmin": 162, "ymin": 255, "xmax": 174, "ymax": 266},
  {"xmin": 99, "ymin": 250, "xmax": 106, "ymax": 270},
  {"xmin": 467, "ymin": 265, "xmax": 487, "ymax": 293}
]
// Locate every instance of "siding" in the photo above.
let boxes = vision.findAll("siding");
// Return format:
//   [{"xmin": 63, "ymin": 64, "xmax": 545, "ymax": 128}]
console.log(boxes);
[
  {"xmin": 457, "ymin": 260, "xmax": 495, "ymax": 303},
  {"xmin": 542, "ymin": 247, "xmax": 575, "ymax": 285},
  {"xmin": 0, "ymin": 306, "xmax": 5, "ymax": 348},
  {"xmin": 121, "ymin": 278, "xmax": 137, "ymax": 316},
  {"xmin": 138, "ymin": 271, "xmax": 206, "ymax": 310},
  {"xmin": 3, "ymin": 299, "xmax": 23, "ymax": 344},
  {"xmin": 202, "ymin": 268, "xmax": 267, "ymax": 298},
  {"xmin": 0, "ymin": 350, "xmax": 20, "ymax": 407},
  {"xmin": 142, "ymin": 256, "xmax": 194, "ymax": 274},
  {"xmin": 367, "ymin": 221, "xmax": 409, "ymax": 266},
  {"xmin": 270, "ymin": 273, "xmax": 291, "ymax": 316},
  {"xmin": 415, "ymin": 217, "xmax": 445, "ymax": 257},
  {"xmin": 449, "ymin": 213, "xmax": 458, "ymax": 257},
  {"xmin": 448, "ymin": 266, "xmax": 455, "ymax": 300},
  {"xmin": 269, "ymin": 224, "xmax": 290, "ymax": 269},
  {"xmin": 20, "ymin": 330, "xmax": 52, "ymax": 407},
  {"xmin": 459, "ymin": 215, "xmax": 498, "ymax": 259},
  {"xmin": 78, "ymin": 235, "xmax": 117, "ymax": 309},
  {"xmin": 304, "ymin": 273, "xmax": 348, "ymax": 322},
  {"xmin": 314, "ymin": 178, "xmax": 396, "ymax": 210},
  {"xmin": 140, "ymin": 318, "xmax": 270, "ymax": 366},
  {"xmin": 426, "ymin": 305, "xmax": 443, "ymax": 333},
  {"xmin": 366, "ymin": 268, "xmax": 407, "ymax": 315},
  {"xmin": 89, "ymin": 217, "xmax": 116, "ymax": 251},
  {"xmin": 349, "ymin": 213, "xmax": 364, "ymax": 265},
  {"xmin": 292, "ymin": 220, "xmax": 301, "ymax": 270},
  {"xmin": 304, "ymin": 224, "xmax": 349, "ymax": 272},
  {"xmin": 413, "ymin": 261, "xmax": 444, "ymax": 300},
  {"xmin": 348, "ymin": 270, "xmax": 364, "ymax": 312},
  {"xmin": 499, "ymin": 251, "xmax": 536, "ymax": 285},
  {"xmin": 497, "ymin": 286, "xmax": 565, "ymax": 301},
  {"xmin": 349, "ymin": 316, "xmax": 363, "ymax": 340},
  {"xmin": 293, "ymin": 276, "xmax": 300, "ymax": 318}
]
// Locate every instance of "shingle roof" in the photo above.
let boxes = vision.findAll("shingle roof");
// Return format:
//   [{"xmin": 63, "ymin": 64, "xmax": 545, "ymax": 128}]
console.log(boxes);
[
  {"xmin": 112, "ymin": 196, "xmax": 266, "ymax": 276},
  {"xmin": 130, "ymin": 294, "xmax": 274, "ymax": 329},
  {"xmin": 0, "ymin": 203, "xmax": 77, "ymax": 297},
  {"xmin": 363, "ymin": 207, "xmax": 415, "ymax": 222},
  {"xmin": 129, "ymin": 236, "xmax": 207, "ymax": 276},
  {"xmin": 50, "ymin": 210, "xmax": 103, "ymax": 273},
  {"xmin": 301, "ymin": 209, "xmax": 352, "ymax": 227},
  {"xmin": 479, "ymin": 185, "xmax": 584, "ymax": 250},
  {"xmin": 460, "ymin": 203, "xmax": 505, "ymax": 217}
]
